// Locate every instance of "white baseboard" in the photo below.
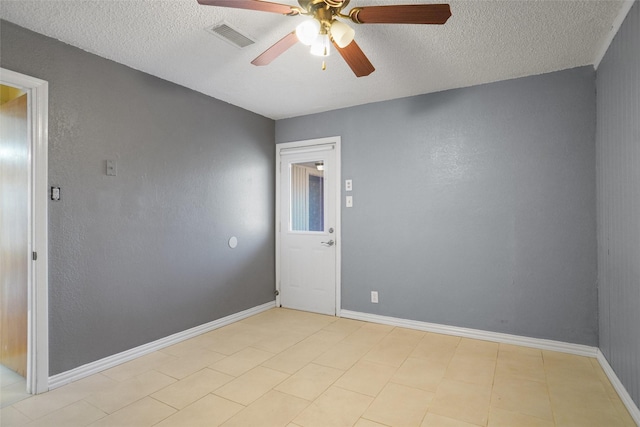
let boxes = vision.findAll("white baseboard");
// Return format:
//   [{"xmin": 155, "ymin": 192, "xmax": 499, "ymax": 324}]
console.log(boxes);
[
  {"xmin": 340, "ymin": 310, "xmax": 598, "ymax": 356},
  {"xmin": 597, "ymin": 350, "xmax": 640, "ymax": 426},
  {"xmin": 48, "ymin": 301, "xmax": 276, "ymax": 390}
]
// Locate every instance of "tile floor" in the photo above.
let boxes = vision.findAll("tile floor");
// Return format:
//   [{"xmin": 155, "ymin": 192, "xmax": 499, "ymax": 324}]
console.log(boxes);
[
  {"xmin": 0, "ymin": 365, "xmax": 29, "ymax": 409},
  {"xmin": 0, "ymin": 308, "xmax": 636, "ymax": 426}
]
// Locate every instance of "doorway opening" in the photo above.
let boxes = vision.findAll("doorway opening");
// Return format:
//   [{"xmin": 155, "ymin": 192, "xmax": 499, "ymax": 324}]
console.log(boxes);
[
  {"xmin": 275, "ymin": 137, "xmax": 341, "ymax": 316},
  {"xmin": 0, "ymin": 68, "xmax": 49, "ymax": 400}
]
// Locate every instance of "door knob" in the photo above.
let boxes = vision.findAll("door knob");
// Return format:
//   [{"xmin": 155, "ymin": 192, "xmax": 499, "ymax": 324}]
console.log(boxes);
[{"xmin": 321, "ymin": 240, "xmax": 335, "ymax": 247}]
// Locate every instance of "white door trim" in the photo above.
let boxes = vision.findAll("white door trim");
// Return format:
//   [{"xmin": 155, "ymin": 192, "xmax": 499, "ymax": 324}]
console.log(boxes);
[
  {"xmin": 276, "ymin": 136, "xmax": 342, "ymax": 316},
  {"xmin": 1, "ymin": 68, "xmax": 49, "ymax": 394}
]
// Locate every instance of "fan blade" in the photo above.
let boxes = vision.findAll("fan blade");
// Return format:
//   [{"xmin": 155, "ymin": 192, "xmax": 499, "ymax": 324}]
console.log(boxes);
[
  {"xmin": 349, "ymin": 4, "xmax": 451, "ymax": 24},
  {"xmin": 333, "ymin": 40, "xmax": 375, "ymax": 77},
  {"xmin": 252, "ymin": 31, "xmax": 298, "ymax": 66},
  {"xmin": 197, "ymin": 0, "xmax": 299, "ymax": 15}
]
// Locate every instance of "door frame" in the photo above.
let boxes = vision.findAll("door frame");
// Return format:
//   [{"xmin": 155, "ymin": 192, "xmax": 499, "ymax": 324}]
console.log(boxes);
[
  {"xmin": 275, "ymin": 136, "xmax": 342, "ymax": 316},
  {"xmin": 0, "ymin": 68, "xmax": 49, "ymax": 394}
]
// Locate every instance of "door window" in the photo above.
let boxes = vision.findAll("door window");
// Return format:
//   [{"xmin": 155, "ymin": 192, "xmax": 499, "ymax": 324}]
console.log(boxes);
[{"xmin": 290, "ymin": 161, "xmax": 324, "ymax": 232}]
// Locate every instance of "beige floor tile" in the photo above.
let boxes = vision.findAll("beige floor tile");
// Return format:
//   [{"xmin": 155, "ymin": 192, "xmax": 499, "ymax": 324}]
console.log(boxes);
[
  {"xmin": 495, "ymin": 350, "xmax": 546, "ymax": 383},
  {"xmin": 102, "ymin": 351, "xmax": 176, "ymax": 382},
  {"xmin": 487, "ymin": 407, "xmax": 554, "ymax": 427},
  {"xmin": 313, "ymin": 341, "xmax": 372, "ymax": 371},
  {"xmin": 359, "ymin": 322, "xmax": 394, "ymax": 333},
  {"xmin": 0, "ymin": 406, "xmax": 31, "ymax": 426},
  {"xmin": 64, "ymin": 374, "xmax": 120, "ymax": 397},
  {"xmin": 444, "ymin": 354, "xmax": 496, "ymax": 386},
  {"xmin": 550, "ymin": 390, "xmax": 624, "ymax": 427},
  {"xmin": 391, "ymin": 357, "xmax": 448, "ymax": 392},
  {"xmin": 0, "ymin": 366, "xmax": 24, "ymax": 387},
  {"xmin": 262, "ymin": 333, "xmax": 343, "ymax": 375},
  {"xmin": 491, "ymin": 376, "xmax": 553, "ymax": 420},
  {"xmin": 10, "ymin": 373, "xmax": 116, "ymax": 419},
  {"xmin": 156, "ymin": 348, "xmax": 226, "ymax": 379},
  {"xmin": 88, "ymin": 396, "xmax": 175, "ymax": 426},
  {"xmin": 363, "ymin": 328, "xmax": 426, "ymax": 368},
  {"xmin": 548, "ymin": 375, "xmax": 625, "ymax": 426},
  {"xmin": 611, "ymin": 398, "xmax": 639, "ymax": 427},
  {"xmin": 353, "ymin": 419, "xmax": 387, "ymax": 427},
  {"xmin": 214, "ymin": 366, "xmax": 289, "ymax": 405},
  {"xmin": 25, "ymin": 400, "xmax": 106, "ymax": 427},
  {"xmin": 241, "ymin": 308, "xmax": 333, "ymax": 334},
  {"xmin": 270, "ymin": 310, "xmax": 337, "ymax": 336},
  {"xmin": 421, "ymin": 412, "xmax": 482, "ymax": 427},
  {"xmin": 306, "ymin": 329, "xmax": 354, "ymax": 348},
  {"xmin": 159, "ymin": 339, "xmax": 205, "ymax": 358},
  {"xmin": 275, "ymin": 363, "xmax": 344, "ymax": 401},
  {"xmin": 390, "ymin": 327, "xmax": 427, "ymax": 340},
  {"xmin": 151, "ymin": 368, "xmax": 234, "ymax": 409},
  {"xmin": 195, "ymin": 327, "xmax": 263, "ymax": 356},
  {"xmin": 6, "ymin": 310, "xmax": 636, "ymax": 427},
  {"xmin": 333, "ymin": 360, "xmax": 397, "ymax": 397},
  {"xmin": 155, "ymin": 394, "xmax": 244, "ymax": 427},
  {"xmin": 362, "ymin": 333, "xmax": 421, "ymax": 368},
  {"xmin": 499, "ymin": 343, "xmax": 541, "ymax": 357},
  {"xmin": 547, "ymin": 375, "xmax": 609, "ymax": 405},
  {"xmin": 12, "ymin": 384, "xmax": 86, "ymax": 420},
  {"xmin": 321, "ymin": 318, "xmax": 364, "ymax": 335},
  {"xmin": 589, "ymin": 358, "xmax": 623, "ymax": 400},
  {"xmin": 241, "ymin": 309, "xmax": 325, "ymax": 335},
  {"xmin": 223, "ymin": 390, "xmax": 310, "ymax": 427},
  {"xmin": 542, "ymin": 351, "xmax": 595, "ymax": 381},
  {"xmin": 363, "ymin": 382, "xmax": 434, "ymax": 427},
  {"xmin": 252, "ymin": 332, "xmax": 308, "ymax": 354},
  {"xmin": 0, "ymin": 380, "xmax": 31, "ymax": 408},
  {"xmin": 84, "ymin": 370, "xmax": 176, "ymax": 414},
  {"xmin": 456, "ymin": 338, "xmax": 499, "ymax": 360},
  {"xmin": 410, "ymin": 333, "xmax": 460, "ymax": 364},
  {"xmin": 293, "ymin": 386, "xmax": 372, "ymax": 427},
  {"xmin": 210, "ymin": 347, "xmax": 275, "ymax": 377},
  {"xmin": 341, "ymin": 325, "xmax": 392, "ymax": 347},
  {"xmin": 429, "ymin": 379, "xmax": 492, "ymax": 426},
  {"xmin": 553, "ymin": 407, "xmax": 624, "ymax": 427}
]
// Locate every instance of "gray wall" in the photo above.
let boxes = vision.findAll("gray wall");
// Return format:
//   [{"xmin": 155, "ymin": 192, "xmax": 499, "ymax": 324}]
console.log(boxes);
[
  {"xmin": 596, "ymin": 2, "xmax": 640, "ymax": 407},
  {"xmin": 1, "ymin": 21, "xmax": 276, "ymax": 375},
  {"xmin": 277, "ymin": 66, "xmax": 598, "ymax": 346}
]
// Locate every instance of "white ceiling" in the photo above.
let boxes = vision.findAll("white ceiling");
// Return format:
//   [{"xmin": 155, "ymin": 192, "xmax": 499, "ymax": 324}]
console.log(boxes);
[{"xmin": 0, "ymin": 0, "xmax": 628, "ymax": 119}]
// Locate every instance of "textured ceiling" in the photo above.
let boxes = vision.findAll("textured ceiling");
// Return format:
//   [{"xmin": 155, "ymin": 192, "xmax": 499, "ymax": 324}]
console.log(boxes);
[{"xmin": 0, "ymin": 0, "xmax": 628, "ymax": 119}]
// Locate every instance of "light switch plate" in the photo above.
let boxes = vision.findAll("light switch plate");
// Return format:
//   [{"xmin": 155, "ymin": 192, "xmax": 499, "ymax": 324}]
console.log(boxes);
[
  {"xmin": 106, "ymin": 160, "xmax": 117, "ymax": 176},
  {"xmin": 51, "ymin": 187, "xmax": 60, "ymax": 201},
  {"xmin": 346, "ymin": 195, "xmax": 353, "ymax": 207}
]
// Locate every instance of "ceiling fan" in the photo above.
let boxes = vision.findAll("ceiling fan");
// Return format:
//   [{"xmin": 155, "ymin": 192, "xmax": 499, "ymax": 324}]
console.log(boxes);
[{"xmin": 197, "ymin": 0, "xmax": 451, "ymax": 77}]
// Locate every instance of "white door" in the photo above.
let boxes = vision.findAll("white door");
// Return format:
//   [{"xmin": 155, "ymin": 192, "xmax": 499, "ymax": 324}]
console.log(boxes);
[{"xmin": 277, "ymin": 138, "xmax": 340, "ymax": 315}]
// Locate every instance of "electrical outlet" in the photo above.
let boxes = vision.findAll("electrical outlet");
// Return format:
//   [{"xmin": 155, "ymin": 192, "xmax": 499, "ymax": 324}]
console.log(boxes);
[{"xmin": 371, "ymin": 291, "xmax": 378, "ymax": 303}]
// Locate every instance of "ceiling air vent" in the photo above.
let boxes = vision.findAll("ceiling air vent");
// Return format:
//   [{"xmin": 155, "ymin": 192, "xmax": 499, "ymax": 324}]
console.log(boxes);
[{"xmin": 207, "ymin": 22, "xmax": 255, "ymax": 48}]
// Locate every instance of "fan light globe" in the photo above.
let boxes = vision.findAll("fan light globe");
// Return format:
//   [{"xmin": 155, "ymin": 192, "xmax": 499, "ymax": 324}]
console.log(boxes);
[
  {"xmin": 310, "ymin": 33, "xmax": 331, "ymax": 56},
  {"xmin": 296, "ymin": 20, "xmax": 320, "ymax": 46},
  {"xmin": 330, "ymin": 20, "xmax": 355, "ymax": 48}
]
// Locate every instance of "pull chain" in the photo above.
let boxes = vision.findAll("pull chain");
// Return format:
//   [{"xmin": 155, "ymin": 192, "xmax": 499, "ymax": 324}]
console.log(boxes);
[{"xmin": 322, "ymin": 61, "xmax": 327, "ymax": 71}]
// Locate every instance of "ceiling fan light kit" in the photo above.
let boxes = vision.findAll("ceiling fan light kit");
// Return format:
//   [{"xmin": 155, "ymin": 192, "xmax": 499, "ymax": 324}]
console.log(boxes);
[
  {"xmin": 330, "ymin": 20, "xmax": 355, "ymax": 48},
  {"xmin": 197, "ymin": 0, "xmax": 451, "ymax": 77},
  {"xmin": 310, "ymin": 33, "xmax": 331, "ymax": 56},
  {"xmin": 295, "ymin": 19, "xmax": 321, "ymax": 45}
]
